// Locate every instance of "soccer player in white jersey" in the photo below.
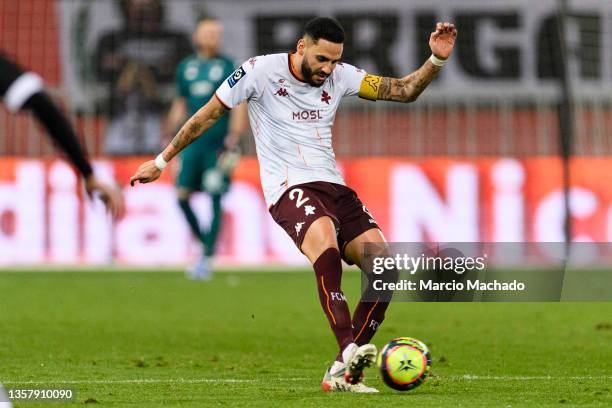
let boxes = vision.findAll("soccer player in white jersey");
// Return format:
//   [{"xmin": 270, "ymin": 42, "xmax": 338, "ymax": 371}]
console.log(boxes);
[{"xmin": 131, "ymin": 17, "xmax": 457, "ymax": 392}]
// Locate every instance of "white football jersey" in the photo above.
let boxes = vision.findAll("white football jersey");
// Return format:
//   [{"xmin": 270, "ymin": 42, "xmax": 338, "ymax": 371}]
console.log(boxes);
[{"xmin": 215, "ymin": 53, "xmax": 367, "ymax": 206}]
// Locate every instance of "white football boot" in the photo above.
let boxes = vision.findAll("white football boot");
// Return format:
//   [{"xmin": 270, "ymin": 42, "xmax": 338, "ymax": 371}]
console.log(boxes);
[{"xmin": 321, "ymin": 343, "xmax": 379, "ymax": 393}]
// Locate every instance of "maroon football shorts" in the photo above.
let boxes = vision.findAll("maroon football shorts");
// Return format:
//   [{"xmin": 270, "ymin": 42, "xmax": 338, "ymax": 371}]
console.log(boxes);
[{"xmin": 269, "ymin": 181, "xmax": 380, "ymax": 264}]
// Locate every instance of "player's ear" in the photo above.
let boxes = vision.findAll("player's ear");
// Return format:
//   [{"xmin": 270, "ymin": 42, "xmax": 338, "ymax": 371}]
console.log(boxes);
[{"xmin": 296, "ymin": 38, "xmax": 306, "ymax": 55}]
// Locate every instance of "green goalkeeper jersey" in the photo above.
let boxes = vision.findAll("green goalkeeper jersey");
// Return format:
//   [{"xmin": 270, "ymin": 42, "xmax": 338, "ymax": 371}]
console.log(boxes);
[{"xmin": 175, "ymin": 54, "xmax": 235, "ymax": 151}]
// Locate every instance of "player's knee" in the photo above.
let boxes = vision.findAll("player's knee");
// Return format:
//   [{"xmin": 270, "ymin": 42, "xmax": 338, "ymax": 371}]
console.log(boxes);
[
  {"xmin": 302, "ymin": 218, "xmax": 339, "ymax": 263},
  {"xmin": 305, "ymin": 216, "xmax": 337, "ymax": 246}
]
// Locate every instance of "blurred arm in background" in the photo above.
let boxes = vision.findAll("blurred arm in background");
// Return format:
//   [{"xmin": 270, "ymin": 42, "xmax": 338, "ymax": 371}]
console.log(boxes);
[{"xmin": 0, "ymin": 53, "xmax": 124, "ymax": 219}]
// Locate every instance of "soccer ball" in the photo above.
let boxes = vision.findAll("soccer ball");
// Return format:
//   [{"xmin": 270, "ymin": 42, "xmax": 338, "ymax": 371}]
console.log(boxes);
[{"xmin": 377, "ymin": 337, "xmax": 432, "ymax": 391}]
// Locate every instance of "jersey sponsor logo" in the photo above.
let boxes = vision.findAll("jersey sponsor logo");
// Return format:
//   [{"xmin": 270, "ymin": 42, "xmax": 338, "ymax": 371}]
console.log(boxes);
[
  {"xmin": 227, "ymin": 66, "xmax": 246, "ymax": 88},
  {"xmin": 321, "ymin": 90, "xmax": 331, "ymax": 105},
  {"xmin": 274, "ymin": 88, "xmax": 289, "ymax": 97},
  {"xmin": 292, "ymin": 110, "xmax": 323, "ymax": 121}
]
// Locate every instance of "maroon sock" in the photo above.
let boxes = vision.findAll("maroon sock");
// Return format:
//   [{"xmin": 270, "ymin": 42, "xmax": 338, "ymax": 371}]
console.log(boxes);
[
  {"xmin": 351, "ymin": 300, "xmax": 390, "ymax": 345},
  {"xmin": 332, "ymin": 300, "xmax": 390, "ymax": 362},
  {"xmin": 332, "ymin": 267, "xmax": 397, "ymax": 362},
  {"xmin": 351, "ymin": 268, "xmax": 396, "ymax": 346},
  {"xmin": 313, "ymin": 248, "xmax": 354, "ymax": 353}
]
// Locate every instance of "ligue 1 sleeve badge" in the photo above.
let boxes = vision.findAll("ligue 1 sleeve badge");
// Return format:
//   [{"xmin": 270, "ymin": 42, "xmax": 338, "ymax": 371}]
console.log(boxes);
[{"xmin": 228, "ymin": 66, "xmax": 246, "ymax": 88}]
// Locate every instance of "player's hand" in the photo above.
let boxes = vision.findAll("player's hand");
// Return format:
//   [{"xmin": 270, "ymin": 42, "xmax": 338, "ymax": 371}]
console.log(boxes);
[
  {"xmin": 129, "ymin": 160, "xmax": 162, "ymax": 186},
  {"xmin": 84, "ymin": 175, "xmax": 125, "ymax": 220},
  {"xmin": 429, "ymin": 22, "xmax": 457, "ymax": 60}
]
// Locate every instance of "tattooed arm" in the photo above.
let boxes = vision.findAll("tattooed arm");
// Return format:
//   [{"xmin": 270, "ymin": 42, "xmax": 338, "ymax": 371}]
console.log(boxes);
[
  {"xmin": 378, "ymin": 62, "xmax": 442, "ymax": 103},
  {"xmin": 130, "ymin": 96, "xmax": 228, "ymax": 186},
  {"xmin": 164, "ymin": 97, "xmax": 227, "ymax": 160},
  {"xmin": 373, "ymin": 22, "xmax": 457, "ymax": 103}
]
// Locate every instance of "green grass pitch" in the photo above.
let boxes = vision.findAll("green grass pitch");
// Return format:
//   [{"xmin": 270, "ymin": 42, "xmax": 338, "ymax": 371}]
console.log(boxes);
[{"xmin": 0, "ymin": 270, "xmax": 610, "ymax": 407}]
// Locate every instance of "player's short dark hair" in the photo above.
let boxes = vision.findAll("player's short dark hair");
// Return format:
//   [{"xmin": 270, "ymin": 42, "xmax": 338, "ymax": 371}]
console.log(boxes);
[{"xmin": 303, "ymin": 17, "xmax": 345, "ymax": 44}]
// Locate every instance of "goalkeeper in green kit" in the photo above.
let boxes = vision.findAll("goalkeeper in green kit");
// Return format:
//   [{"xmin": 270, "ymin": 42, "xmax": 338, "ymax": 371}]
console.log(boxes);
[{"xmin": 164, "ymin": 16, "xmax": 248, "ymax": 279}]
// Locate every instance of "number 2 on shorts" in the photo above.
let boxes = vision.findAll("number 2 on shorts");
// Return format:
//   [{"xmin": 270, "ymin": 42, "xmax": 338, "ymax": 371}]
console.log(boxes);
[{"xmin": 289, "ymin": 188, "xmax": 310, "ymax": 208}]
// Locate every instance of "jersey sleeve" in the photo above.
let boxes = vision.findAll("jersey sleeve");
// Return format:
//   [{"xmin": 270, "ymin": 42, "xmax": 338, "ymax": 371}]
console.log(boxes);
[
  {"xmin": 215, "ymin": 57, "xmax": 262, "ymax": 109},
  {"xmin": 0, "ymin": 54, "xmax": 23, "ymax": 96},
  {"xmin": 0, "ymin": 53, "xmax": 44, "ymax": 112},
  {"xmin": 336, "ymin": 62, "xmax": 368, "ymax": 97}
]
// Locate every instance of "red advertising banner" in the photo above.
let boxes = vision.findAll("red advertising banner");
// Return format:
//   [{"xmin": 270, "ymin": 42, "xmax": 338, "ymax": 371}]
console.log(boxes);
[{"xmin": 0, "ymin": 157, "xmax": 610, "ymax": 266}]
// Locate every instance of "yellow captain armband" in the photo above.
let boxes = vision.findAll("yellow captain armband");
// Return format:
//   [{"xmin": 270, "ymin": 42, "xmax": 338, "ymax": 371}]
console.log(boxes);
[{"xmin": 358, "ymin": 74, "xmax": 382, "ymax": 101}]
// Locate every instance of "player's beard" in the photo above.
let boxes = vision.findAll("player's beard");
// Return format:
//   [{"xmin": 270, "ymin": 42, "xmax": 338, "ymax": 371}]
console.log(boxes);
[{"xmin": 301, "ymin": 58, "xmax": 328, "ymax": 87}]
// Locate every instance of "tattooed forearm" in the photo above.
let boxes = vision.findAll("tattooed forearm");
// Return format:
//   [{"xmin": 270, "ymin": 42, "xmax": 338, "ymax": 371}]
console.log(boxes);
[
  {"xmin": 163, "ymin": 99, "xmax": 227, "ymax": 160},
  {"xmin": 188, "ymin": 120, "xmax": 203, "ymax": 135},
  {"xmin": 378, "ymin": 60, "xmax": 442, "ymax": 103},
  {"xmin": 379, "ymin": 78, "xmax": 410, "ymax": 102},
  {"xmin": 169, "ymin": 115, "xmax": 201, "ymax": 152}
]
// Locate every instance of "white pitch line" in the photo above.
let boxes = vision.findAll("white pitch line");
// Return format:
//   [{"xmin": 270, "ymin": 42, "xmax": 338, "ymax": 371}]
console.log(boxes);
[
  {"xmin": 1, "ymin": 378, "xmax": 259, "ymax": 385},
  {"xmin": 449, "ymin": 375, "xmax": 612, "ymax": 381},
  {"xmin": 3, "ymin": 375, "xmax": 610, "ymax": 386}
]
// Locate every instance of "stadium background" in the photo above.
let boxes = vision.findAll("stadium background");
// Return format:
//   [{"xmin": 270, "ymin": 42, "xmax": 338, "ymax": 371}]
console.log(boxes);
[
  {"xmin": 1, "ymin": 0, "xmax": 611, "ymax": 266},
  {"xmin": 1, "ymin": 2, "xmax": 611, "ymax": 407}
]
